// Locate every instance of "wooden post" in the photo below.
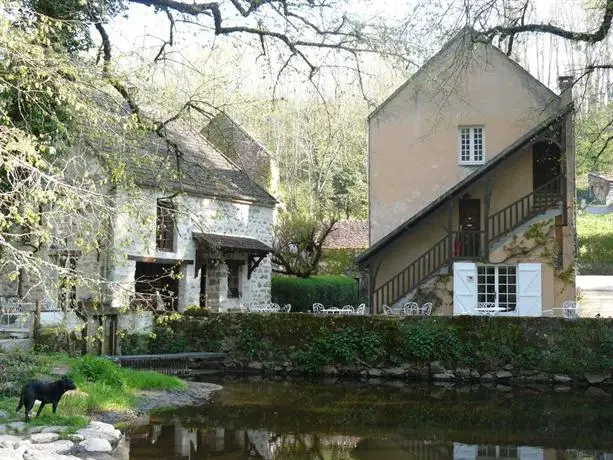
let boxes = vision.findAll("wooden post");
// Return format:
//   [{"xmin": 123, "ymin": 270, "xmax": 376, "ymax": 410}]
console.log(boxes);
[
  {"xmin": 484, "ymin": 176, "xmax": 493, "ymax": 262},
  {"xmin": 32, "ymin": 300, "xmax": 41, "ymax": 340},
  {"xmin": 447, "ymin": 199, "xmax": 454, "ymax": 272}
]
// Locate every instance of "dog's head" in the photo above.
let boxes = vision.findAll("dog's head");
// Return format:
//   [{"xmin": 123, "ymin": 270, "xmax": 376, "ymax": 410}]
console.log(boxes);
[{"xmin": 60, "ymin": 377, "xmax": 77, "ymax": 392}]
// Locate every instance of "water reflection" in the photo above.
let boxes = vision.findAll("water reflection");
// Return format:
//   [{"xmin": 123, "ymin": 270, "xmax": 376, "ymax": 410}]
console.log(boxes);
[
  {"xmin": 129, "ymin": 424, "xmax": 613, "ymax": 460},
  {"xmin": 127, "ymin": 378, "xmax": 613, "ymax": 459}
]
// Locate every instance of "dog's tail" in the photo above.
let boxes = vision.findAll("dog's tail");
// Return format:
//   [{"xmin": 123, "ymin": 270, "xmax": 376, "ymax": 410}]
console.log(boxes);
[{"xmin": 15, "ymin": 395, "xmax": 23, "ymax": 413}]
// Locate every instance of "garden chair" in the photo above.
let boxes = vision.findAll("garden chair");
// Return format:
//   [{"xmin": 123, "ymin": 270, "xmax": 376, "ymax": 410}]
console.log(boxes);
[
  {"xmin": 402, "ymin": 302, "xmax": 419, "ymax": 316},
  {"xmin": 341, "ymin": 305, "xmax": 355, "ymax": 314},
  {"xmin": 356, "ymin": 303, "xmax": 366, "ymax": 315},
  {"xmin": 562, "ymin": 300, "xmax": 578, "ymax": 319},
  {"xmin": 282, "ymin": 304, "xmax": 292, "ymax": 313},
  {"xmin": 312, "ymin": 303, "xmax": 324, "ymax": 314},
  {"xmin": 382, "ymin": 305, "xmax": 392, "ymax": 315},
  {"xmin": 421, "ymin": 302, "xmax": 433, "ymax": 318}
]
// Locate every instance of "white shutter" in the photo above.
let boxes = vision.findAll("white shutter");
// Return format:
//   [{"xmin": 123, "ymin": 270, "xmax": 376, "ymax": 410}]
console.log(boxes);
[
  {"xmin": 517, "ymin": 263, "xmax": 542, "ymax": 316},
  {"xmin": 518, "ymin": 447, "xmax": 544, "ymax": 460},
  {"xmin": 453, "ymin": 443, "xmax": 477, "ymax": 460},
  {"xmin": 453, "ymin": 262, "xmax": 477, "ymax": 315}
]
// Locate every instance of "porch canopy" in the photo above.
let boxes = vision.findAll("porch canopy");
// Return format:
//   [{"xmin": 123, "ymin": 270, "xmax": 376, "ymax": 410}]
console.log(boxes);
[{"xmin": 193, "ymin": 232, "xmax": 273, "ymax": 279}]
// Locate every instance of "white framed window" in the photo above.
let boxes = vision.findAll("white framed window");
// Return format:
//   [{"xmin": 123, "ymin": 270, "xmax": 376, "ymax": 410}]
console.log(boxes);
[
  {"xmin": 459, "ymin": 126, "xmax": 485, "ymax": 165},
  {"xmin": 477, "ymin": 265, "xmax": 517, "ymax": 312}
]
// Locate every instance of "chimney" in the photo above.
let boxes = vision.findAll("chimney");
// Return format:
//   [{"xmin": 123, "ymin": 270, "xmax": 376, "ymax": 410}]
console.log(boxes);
[{"xmin": 558, "ymin": 75, "xmax": 574, "ymax": 105}]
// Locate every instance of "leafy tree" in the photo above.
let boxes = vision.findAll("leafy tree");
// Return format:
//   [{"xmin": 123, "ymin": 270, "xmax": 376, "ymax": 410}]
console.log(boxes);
[{"xmin": 272, "ymin": 209, "xmax": 337, "ymax": 278}]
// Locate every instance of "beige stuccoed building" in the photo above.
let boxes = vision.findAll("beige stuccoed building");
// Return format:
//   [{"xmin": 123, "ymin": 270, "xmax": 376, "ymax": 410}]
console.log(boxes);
[{"xmin": 356, "ymin": 28, "xmax": 576, "ymax": 316}]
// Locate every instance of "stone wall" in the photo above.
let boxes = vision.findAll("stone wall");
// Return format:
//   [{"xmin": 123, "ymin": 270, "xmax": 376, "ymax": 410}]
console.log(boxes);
[
  {"xmin": 588, "ymin": 173, "xmax": 613, "ymax": 204},
  {"xmin": 110, "ymin": 187, "xmax": 275, "ymax": 312}
]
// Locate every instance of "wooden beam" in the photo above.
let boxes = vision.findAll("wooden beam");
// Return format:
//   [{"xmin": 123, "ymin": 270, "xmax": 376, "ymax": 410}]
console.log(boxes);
[
  {"xmin": 248, "ymin": 254, "xmax": 266, "ymax": 279},
  {"xmin": 447, "ymin": 199, "xmax": 453, "ymax": 271},
  {"xmin": 127, "ymin": 255, "xmax": 193, "ymax": 265},
  {"xmin": 483, "ymin": 176, "xmax": 493, "ymax": 262}
]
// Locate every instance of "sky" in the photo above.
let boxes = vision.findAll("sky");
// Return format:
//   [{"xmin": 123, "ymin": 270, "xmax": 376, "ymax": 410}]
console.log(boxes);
[{"xmin": 101, "ymin": 0, "xmax": 597, "ymax": 106}]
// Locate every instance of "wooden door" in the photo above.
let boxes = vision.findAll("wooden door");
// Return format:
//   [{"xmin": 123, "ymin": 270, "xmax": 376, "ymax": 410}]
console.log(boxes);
[{"xmin": 458, "ymin": 199, "xmax": 481, "ymax": 258}]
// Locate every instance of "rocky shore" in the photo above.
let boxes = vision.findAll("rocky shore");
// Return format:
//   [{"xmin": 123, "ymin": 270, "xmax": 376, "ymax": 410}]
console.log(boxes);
[{"xmin": 0, "ymin": 381, "xmax": 222, "ymax": 460}]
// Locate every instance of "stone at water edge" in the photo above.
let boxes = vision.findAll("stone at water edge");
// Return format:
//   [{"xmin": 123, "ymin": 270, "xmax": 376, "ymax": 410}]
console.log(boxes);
[
  {"xmin": 0, "ymin": 434, "xmax": 22, "ymax": 444},
  {"xmin": 41, "ymin": 426, "xmax": 69, "ymax": 434},
  {"xmin": 79, "ymin": 437, "xmax": 113, "ymax": 453},
  {"xmin": 0, "ymin": 410, "xmax": 9, "ymax": 418},
  {"xmin": 0, "ymin": 447, "xmax": 22, "ymax": 460},
  {"xmin": 22, "ymin": 452, "xmax": 83, "ymax": 460},
  {"xmin": 30, "ymin": 432, "xmax": 60, "ymax": 443},
  {"xmin": 24, "ymin": 439, "xmax": 74, "ymax": 454},
  {"xmin": 8, "ymin": 421, "xmax": 27, "ymax": 432}
]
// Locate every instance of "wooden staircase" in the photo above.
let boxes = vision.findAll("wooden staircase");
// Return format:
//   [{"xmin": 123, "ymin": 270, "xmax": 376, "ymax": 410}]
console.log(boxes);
[{"xmin": 371, "ymin": 175, "xmax": 565, "ymax": 312}]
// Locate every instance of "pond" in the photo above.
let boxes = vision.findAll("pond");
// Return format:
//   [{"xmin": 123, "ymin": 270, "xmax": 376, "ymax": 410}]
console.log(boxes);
[{"xmin": 127, "ymin": 376, "xmax": 613, "ymax": 459}]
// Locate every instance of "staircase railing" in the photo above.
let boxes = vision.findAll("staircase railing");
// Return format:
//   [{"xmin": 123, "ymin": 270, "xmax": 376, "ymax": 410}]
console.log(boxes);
[
  {"xmin": 371, "ymin": 236, "xmax": 449, "ymax": 313},
  {"xmin": 371, "ymin": 175, "xmax": 565, "ymax": 312},
  {"xmin": 488, "ymin": 175, "xmax": 563, "ymax": 241}
]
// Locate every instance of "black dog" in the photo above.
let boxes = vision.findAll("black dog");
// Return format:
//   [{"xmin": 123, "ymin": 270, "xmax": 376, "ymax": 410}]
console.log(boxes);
[{"xmin": 15, "ymin": 377, "xmax": 76, "ymax": 422}]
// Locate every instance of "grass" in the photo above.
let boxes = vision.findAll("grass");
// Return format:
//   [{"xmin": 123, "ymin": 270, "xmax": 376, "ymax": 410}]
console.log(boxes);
[
  {"xmin": 0, "ymin": 353, "xmax": 186, "ymax": 428},
  {"xmin": 577, "ymin": 211, "xmax": 613, "ymax": 275}
]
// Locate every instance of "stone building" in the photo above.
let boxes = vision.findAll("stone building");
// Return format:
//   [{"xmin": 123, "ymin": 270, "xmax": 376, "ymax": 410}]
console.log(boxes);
[
  {"xmin": 0, "ymin": 104, "xmax": 277, "ymax": 352},
  {"xmin": 587, "ymin": 172, "xmax": 613, "ymax": 205}
]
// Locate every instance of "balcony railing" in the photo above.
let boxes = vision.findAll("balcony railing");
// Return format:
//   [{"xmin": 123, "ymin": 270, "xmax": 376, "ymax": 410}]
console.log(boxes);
[{"xmin": 452, "ymin": 230, "xmax": 485, "ymax": 259}]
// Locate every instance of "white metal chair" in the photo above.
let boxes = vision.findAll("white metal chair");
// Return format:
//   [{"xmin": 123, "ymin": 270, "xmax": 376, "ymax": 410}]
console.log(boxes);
[
  {"xmin": 312, "ymin": 303, "xmax": 324, "ymax": 314},
  {"xmin": 341, "ymin": 305, "xmax": 355, "ymax": 314},
  {"xmin": 282, "ymin": 304, "xmax": 292, "ymax": 313},
  {"xmin": 356, "ymin": 303, "xmax": 366, "ymax": 315},
  {"xmin": 403, "ymin": 302, "xmax": 419, "ymax": 316},
  {"xmin": 562, "ymin": 301, "xmax": 578, "ymax": 319},
  {"xmin": 421, "ymin": 302, "xmax": 433, "ymax": 318},
  {"xmin": 382, "ymin": 305, "xmax": 392, "ymax": 315}
]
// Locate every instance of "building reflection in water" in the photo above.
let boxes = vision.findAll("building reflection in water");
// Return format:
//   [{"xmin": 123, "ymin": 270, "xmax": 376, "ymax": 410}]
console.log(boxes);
[{"xmin": 127, "ymin": 423, "xmax": 613, "ymax": 460}]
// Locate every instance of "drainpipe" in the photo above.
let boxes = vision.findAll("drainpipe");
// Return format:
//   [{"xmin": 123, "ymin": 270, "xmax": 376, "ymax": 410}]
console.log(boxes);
[{"xmin": 558, "ymin": 75, "xmax": 574, "ymax": 231}]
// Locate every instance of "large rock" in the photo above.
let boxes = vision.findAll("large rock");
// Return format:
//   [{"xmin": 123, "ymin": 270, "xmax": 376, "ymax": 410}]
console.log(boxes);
[
  {"xmin": 30, "ymin": 432, "xmax": 60, "ymax": 443},
  {"xmin": 41, "ymin": 426, "xmax": 68, "ymax": 434},
  {"xmin": 429, "ymin": 361, "xmax": 446, "ymax": 373},
  {"xmin": 553, "ymin": 374, "xmax": 572, "ymax": 383},
  {"xmin": 26, "ymin": 439, "xmax": 74, "ymax": 454},
  {"xmin": 585, "ymin": 373, "xmax": 610, "ymax": 384},
  {"xmin": 76, "ymin": 422, "xmax": 122, "ymax": 446},
  {"xmin": 79, "ymin": 438, "xmax": 112, "ymax": 453},
  {"xmin": 0, "ymin": 434, "xmax": 23, "ymax": 445},
  {"xmin": 496, "ymin": 370, "xmax": 513, "ymax": 379},
  {"xmin": 23, "ymin": 452, "xmax": 82, "ymax": 460},
  {"xmin": 8, "ymin": 421, "xmax": 27, "ymax": 432},
  {"xmin": 0, "ymin": 447, "xmax": 22, "ymax": 460}
]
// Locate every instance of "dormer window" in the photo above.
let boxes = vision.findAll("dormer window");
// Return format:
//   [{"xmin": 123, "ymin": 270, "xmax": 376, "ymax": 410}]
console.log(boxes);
[
  {"xmin": 459, "ymin": 126, "xmax": 485, "ymax": 165},
  {"xmin": 156, "ymin": 199, "xmax": 175, "ymax": 251}
]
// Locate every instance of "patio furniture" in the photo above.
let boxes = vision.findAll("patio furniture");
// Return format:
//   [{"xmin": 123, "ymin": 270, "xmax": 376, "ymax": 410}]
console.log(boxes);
[
  {"xmin": 282, "ymin": 304, "xmax": 292, "ymax": 313},
  {"xmin": 421, "ymin": 302, "xmax": 433, "ymax": 318},
  {"xmin": 382, "ymin": 305, "xmax": 393, "ymax": 315},
  {"xmin": 562, "ymin": 300, "xmax": 578, "ymax": 319},
  {"xmin": 402, "ymin": 302, "xmax": 419, "ymax": 316},
  {"xmin": 476, "ymin": 302, "xmax": 504, "ymax": 316},
  {"xmin": 356, "ymin": 303, "xmax": 366, "ymax": 315},
  {"xmin": 312, "ymin": 303, "xmax": 324, "ymax": 314},
  {"xmin": 341, "ymin": 305, "xmax": 355, "ymax": 314}
]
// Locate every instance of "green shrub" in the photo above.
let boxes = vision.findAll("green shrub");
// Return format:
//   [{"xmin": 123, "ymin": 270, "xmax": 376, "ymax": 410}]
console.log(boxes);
[
  {"xmin": 272, "ymin": 275, "xmax": 359, "ymax": 312},
  {"xmin": 397, "ymin": 320, "xmax": 461, "ymax": 362},
  {"xmin": 72, "ymin": 355, "xmax": 124, "ymax": 389},
  {"xmin": 0, "ymin": 350, "xmax": 50, "ymax": 395},
  {"xmin": 293, "ymin": 327, "xmax": 385, "ymax": 373}
]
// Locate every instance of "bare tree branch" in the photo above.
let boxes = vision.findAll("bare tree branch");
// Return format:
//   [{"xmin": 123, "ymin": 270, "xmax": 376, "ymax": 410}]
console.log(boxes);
[{"xmin": 481, "ymin": 0, "xmax": 613, "ymax": 44}]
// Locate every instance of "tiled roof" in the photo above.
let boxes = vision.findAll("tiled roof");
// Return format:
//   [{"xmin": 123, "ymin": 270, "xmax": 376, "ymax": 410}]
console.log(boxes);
[
  {"xmin": 324, "ymin": 221, "xmax": 369, "ymax": 249},
  {"xmin": 88, "ymin": 94, "xmax": 277, "ymax": 206}
]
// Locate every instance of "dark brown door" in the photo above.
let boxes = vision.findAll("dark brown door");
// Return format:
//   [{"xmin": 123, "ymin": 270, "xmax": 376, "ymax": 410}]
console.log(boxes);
[{"xmin": 458, "ymin": 198, "xmax": 481, "ymax": 258}]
